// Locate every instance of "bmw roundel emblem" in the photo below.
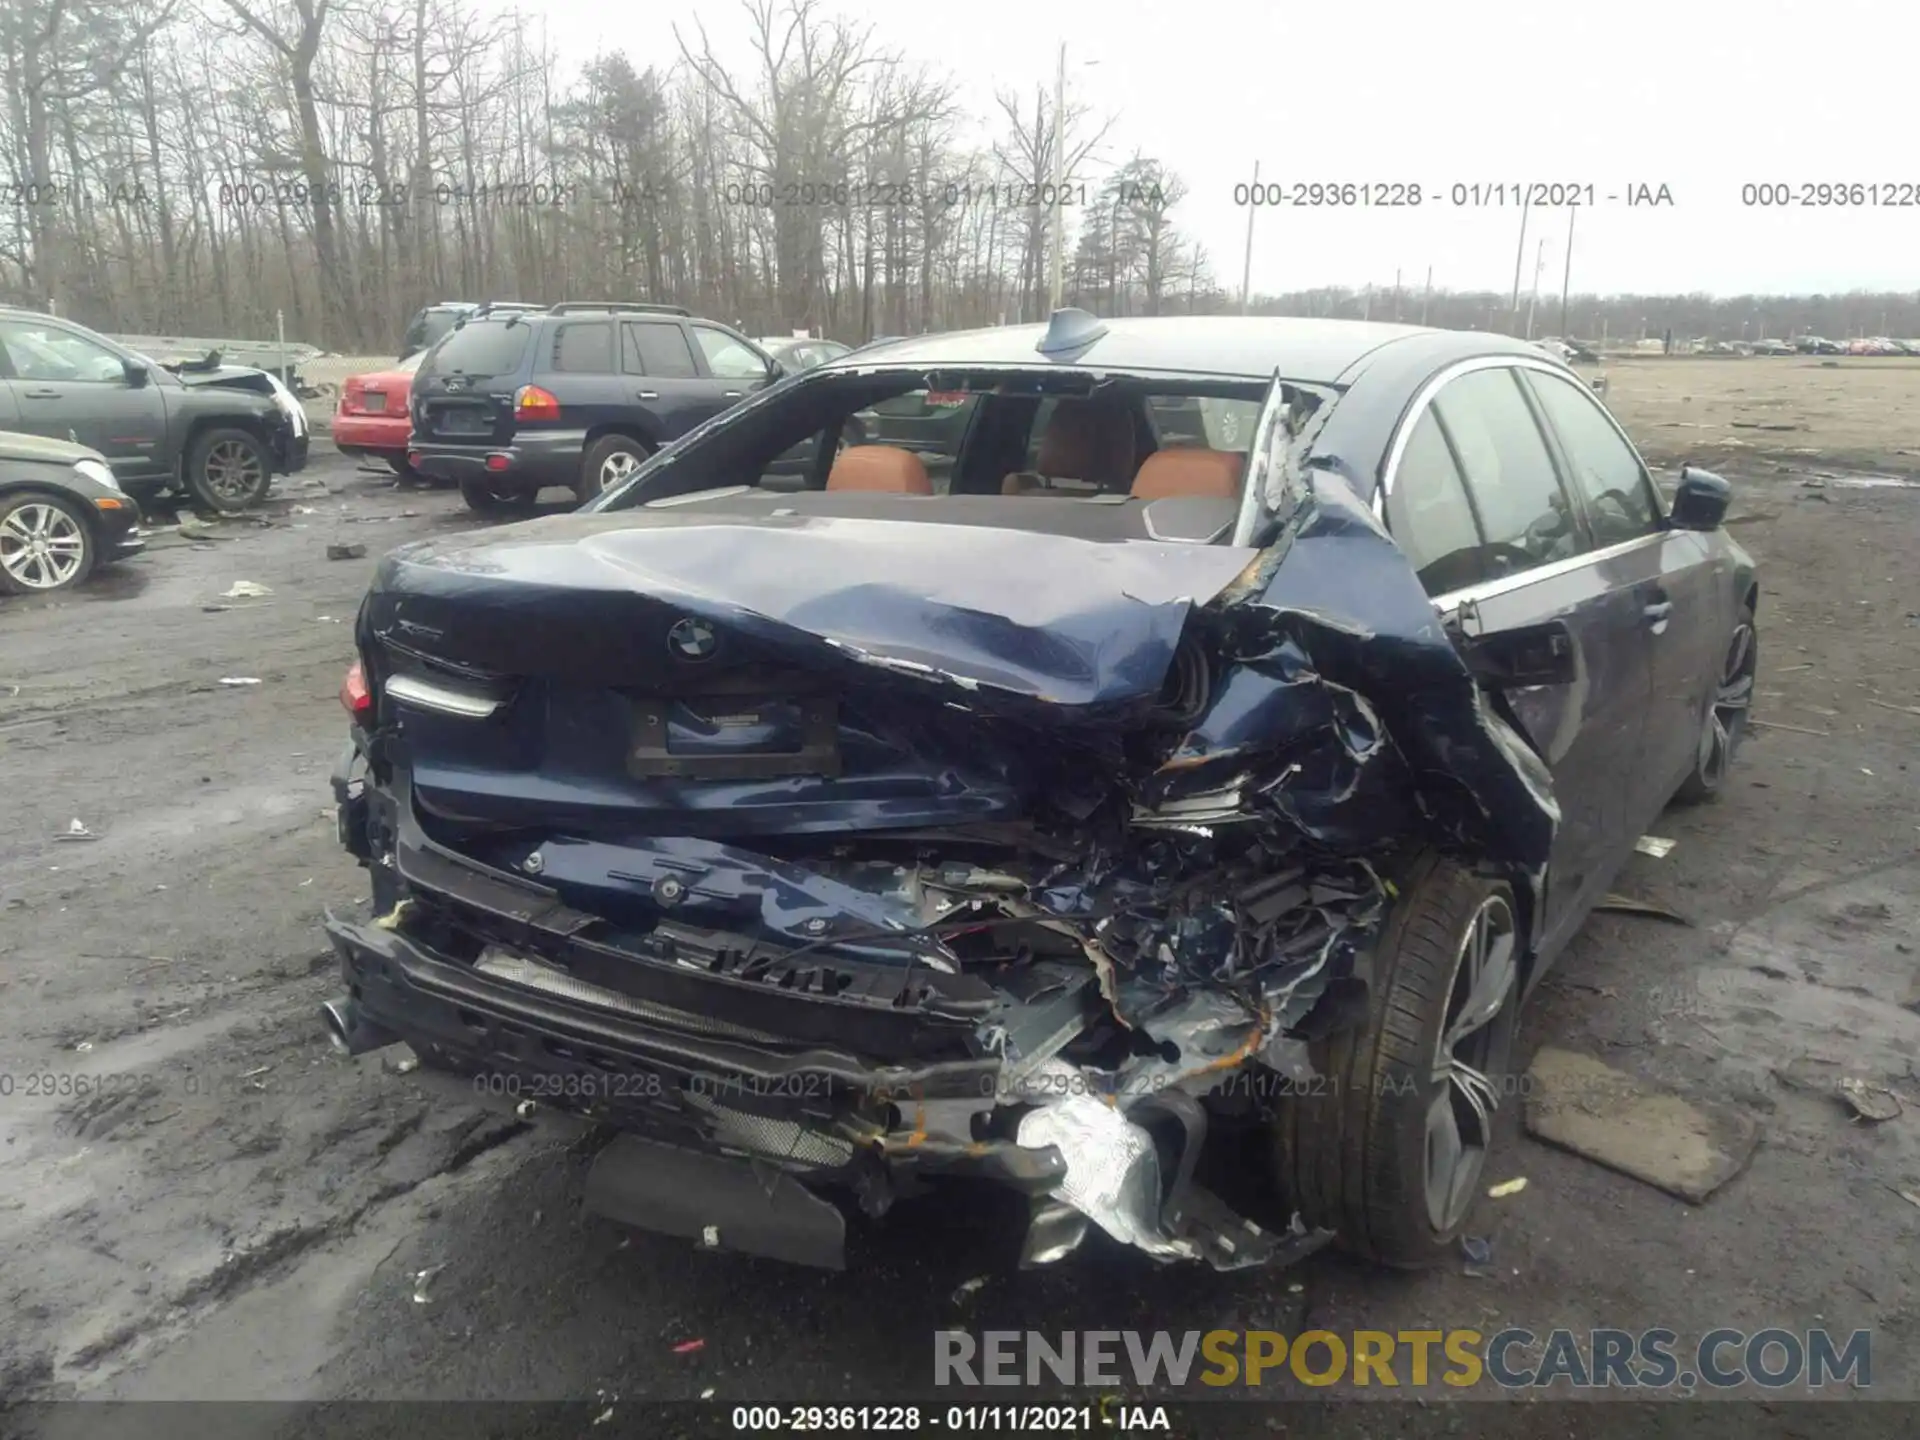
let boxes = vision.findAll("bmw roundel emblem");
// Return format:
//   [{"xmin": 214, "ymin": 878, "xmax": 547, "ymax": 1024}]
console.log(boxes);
[{"xmin": 667, "ymin": 617, "xmax": 719, "ymax": 661}]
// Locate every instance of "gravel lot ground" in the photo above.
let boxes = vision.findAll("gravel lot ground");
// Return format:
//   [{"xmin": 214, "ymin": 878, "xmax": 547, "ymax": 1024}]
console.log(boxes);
[{"xmin": 3, "ymin": 366, "xmax": 1918, "ymax": 1434}]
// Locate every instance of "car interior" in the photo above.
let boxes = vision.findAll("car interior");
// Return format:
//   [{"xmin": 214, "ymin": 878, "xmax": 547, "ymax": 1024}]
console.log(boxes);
[{"xmin": 616, "ymin": 370, "xmax": 1285, "ymax": 545}]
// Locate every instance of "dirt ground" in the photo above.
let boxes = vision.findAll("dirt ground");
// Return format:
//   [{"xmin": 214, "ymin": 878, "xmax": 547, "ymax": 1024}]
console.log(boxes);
[{"xmin": 2, "ymin": 362, "xmax": 1918, "ymax": 1433}]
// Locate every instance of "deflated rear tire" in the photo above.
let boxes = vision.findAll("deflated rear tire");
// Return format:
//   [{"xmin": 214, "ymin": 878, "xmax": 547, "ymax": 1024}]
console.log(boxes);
[
  {"xmin": 459, "ymin": 477, "xmax": 539, "ymax": 518},
  {"xmin": 1272, "ymin": 853, "xmax": 1521, "ymax": 1267}
]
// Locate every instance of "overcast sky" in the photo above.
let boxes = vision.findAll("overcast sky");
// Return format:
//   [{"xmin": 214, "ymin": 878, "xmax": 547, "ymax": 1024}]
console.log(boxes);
[{"xmin": 510, "ymin": 0, "xmax": 1914, "ymax": 297}]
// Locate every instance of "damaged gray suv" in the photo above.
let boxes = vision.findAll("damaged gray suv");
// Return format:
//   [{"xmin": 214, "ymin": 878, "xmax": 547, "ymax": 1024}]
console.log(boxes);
[{"xmin": 323, "ymin": 310, "xmax": 1757, "ymax": 1273}]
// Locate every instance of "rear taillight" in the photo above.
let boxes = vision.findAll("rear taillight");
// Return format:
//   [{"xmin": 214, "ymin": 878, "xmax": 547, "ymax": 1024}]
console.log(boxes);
[
  {"xmin": 340, "ymin": 377, "xmax": 365, "ymax": 414},
  {"xmin": 341, "ymin": 660, "xmax": 372, "ymax": 717},
  {"xmin": 515, "ymin": 384, "xmax": 561, "ymax": 421}
]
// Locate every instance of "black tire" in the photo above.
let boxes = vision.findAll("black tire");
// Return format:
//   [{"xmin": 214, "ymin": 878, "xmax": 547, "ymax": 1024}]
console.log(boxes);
[
  {"xmin": 0, "ymin": 490, "xmax": 97, "ymax": 595},
  {"xmin": 383, "ymin": 454, "xmax": 423, "ymax": 486},
  {"xmin": 1273, "ymin": 853, "xmax": 1522, "ymax": 1268},
  {"xmin": 459, "ymin": 476, "xmax": 539, "ymax": 518},
  {"xmin": 576, "ymin": 434, "xmax": 653, "ymax": 504},
  {"xmin": 184, "ymin": 427, "xmax": 272, "ymax": 513},
  {"xmin": 1672, "ymin": 600, "xmax": 1757, "ymax": 805}
]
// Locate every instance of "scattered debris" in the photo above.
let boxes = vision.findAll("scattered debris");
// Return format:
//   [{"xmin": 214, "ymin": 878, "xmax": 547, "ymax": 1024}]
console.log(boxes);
[
  {"xmin": 411, "ymin": 1264, "xmax": 444, "ymax": 1304},
  {"xmin": 1593, "ymin": 893, "xmax": 1692, "ymax": 925},
  {"xmin": 1633, "ymin": 835, "xmax": 1677, "ymax": 859},
  {"xmin": 1524, "ymin": 1047, "xmax": 1760, "ymax": 1204},
  {"xmin": 1891, "ymin": 1187, "xmax": 1920, "ymax": 1212},
  {"xmin": 1749, "ymin": 718, "xmax": 1830, "ymax": 737},
  {"xmin": 1486, "ymin": 1177, "xmax": 1528, "ymax": 1199},
  {"xmin": 56, "ymin": 818, "xmax": 98, "ymax": 842},
  {"xmin": 1837, "ymin": 1077, "xmax": 1902, "ymax": 1124},
  {"xmin": 515, "ymin": 1099, "xmax": 536, "ymax": 1120},
  {"xmin": 591, "ymin": 1409, "xmax": 614, "ymax": 1427},
  {"xmin": 951, "ymin": 1276, "xmax": 989, "ymax": 1303},
  {"xmin": 74, "ymin": 1041, "xmax": 94, "ymax": 1054},
  {"xmin": 221, "ymin": 581, "xmax": 272, "ymax": 598},
  {"xmin": 1730, "ymin": 421, "xmax": 1802, "ymax": 432},
  {"xmin": 1460, "ymin": 1235, "xmax": 1494, "ymax": 1277},
  {"xmin": 700, "ymin": 1388, "xmax": 715, "ymax": 1400},
  {"xmin": 326, "ymin": 543, "xmax": 367, "ymax": 561},
  {"xmin": 1867, "ymin": 699, "xmax": 1920, "ymax": 718},
  {"xmin": 177, "ymin": 520, "xmax": 221, "ymax": 541},
  {"xmin": 672, "ymin": 1339, "xmax": 706, "ymax": 1355},
  {"xmin": 218, "ymin": 677, "xmax": 262, "ymax": 687}
]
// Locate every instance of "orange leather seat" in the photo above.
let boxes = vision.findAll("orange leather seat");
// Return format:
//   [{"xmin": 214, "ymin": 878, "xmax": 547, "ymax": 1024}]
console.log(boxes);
[
  {"xmin": 1003, "ymin": 397, "xmax": 1136, "ymax": 495},
  {"xmin": 826, "ymin": 444, "xmax": 932, "ymax": 495},
  {"xmin": 1130, "ymin": 448, "xmax": 1244, "ymax": 501}
]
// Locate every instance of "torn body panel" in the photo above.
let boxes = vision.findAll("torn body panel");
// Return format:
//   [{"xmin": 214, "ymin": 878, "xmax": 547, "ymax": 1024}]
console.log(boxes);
[{"xmin": 332, "ymin": 437, "xmax": 1559, "ymax": 1271}]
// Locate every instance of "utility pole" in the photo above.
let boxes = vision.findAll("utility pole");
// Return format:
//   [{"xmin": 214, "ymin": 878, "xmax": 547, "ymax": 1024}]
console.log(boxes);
[
  {"xmin": 1508, "ymin": 191, "xmax": 1532, "ymax": 332},
  {"xmin": 1420, "ymin": 265, "xmax": 1432, "ymax": 325},
  {"xmin": 1239, "ymin": 160, "xmax": 1258, "ymax": 315},
  {"xmin": 1525, "ymin": 238, "xmax": 1547, "ymax": 340},
  {"xmin": 1048, "ymin": 44, "xmax": 1066, "ymax": 312},
  {"xmin": 1363, "ymin": 283, "xmax": 1372, "ymax": 322},
  {"xmin": 1559, "ymin": 207, "xmax": 1575, "ymax": 338}
]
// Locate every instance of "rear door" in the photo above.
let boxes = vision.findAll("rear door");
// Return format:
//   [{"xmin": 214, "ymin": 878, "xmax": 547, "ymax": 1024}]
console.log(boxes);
[
  {"xmin": 0, "ymin": 318, "xmax": 169, "ymax": 481},
  {"xmin": 1520, "ymin": 366, "xmax": 1729, "ymax": 813},
  {"xmin": 620, "ymin": 320, "xmax": 718, "ymax": 443},
  {"xmin": 1383, "ymin": 360, "xmax": 1655, "ymax": 946}
]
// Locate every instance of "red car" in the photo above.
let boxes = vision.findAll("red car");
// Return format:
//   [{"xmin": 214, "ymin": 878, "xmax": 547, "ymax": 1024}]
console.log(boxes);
[{"xmin": 333, "ymin": 353, "xmax": 424, "ymax": 479}]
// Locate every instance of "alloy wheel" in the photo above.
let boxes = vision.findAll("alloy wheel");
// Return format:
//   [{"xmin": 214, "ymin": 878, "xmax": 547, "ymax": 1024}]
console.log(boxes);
[
  {"xmin": 598, "ymin": 450, "xmax": 643, "ymax": 489},
  {"xmin": 1424, "ymin": 894, "xmax": 1518, "ymax": 1233},
  {"xmin": 0, "ymin": 502, "xmax": 87, "ymax": 590},
  {"xmin": 203, "ymin": 438, "xmax": 265, "ymax": 504},
  {"xmin": 1699, "ymin": 621, "xmax": 1756, "ymax": 787}
]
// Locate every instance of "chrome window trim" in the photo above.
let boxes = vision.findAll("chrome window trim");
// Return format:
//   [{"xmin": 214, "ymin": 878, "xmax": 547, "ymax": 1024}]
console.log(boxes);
[
  {"xmin": 1427, "ymin": 530, "xmax": 1668, "ymax": 613},
  {"xmin": 384, "ymin": 673, "xmax": 502, "ymax": 719}
]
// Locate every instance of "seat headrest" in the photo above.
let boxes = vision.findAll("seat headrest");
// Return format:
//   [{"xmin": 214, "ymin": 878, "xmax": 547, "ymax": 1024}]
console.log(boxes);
[
  {"xmin": 1130, "ymin": 448, "xmax": 1245, "ymax": 501},
  {"xmin": 1036, "ymin": 397, "xmax": 1135, "ymax": 487},
  {"xmin": 826, "ymin": 444, "xmax": 932, "ymax": 495}
]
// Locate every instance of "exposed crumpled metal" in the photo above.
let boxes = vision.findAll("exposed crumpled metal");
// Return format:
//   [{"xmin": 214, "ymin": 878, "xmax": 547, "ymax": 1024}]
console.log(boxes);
[{"xmin": 1014, "ymin": 1066, "xmax": 1197, "ymax": 1262}]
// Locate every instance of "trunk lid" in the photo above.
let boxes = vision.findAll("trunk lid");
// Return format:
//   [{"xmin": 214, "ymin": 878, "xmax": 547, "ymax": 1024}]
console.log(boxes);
[{"xmin": 364, "ymin": 506, "xmax": 1258, "ymax": 839}]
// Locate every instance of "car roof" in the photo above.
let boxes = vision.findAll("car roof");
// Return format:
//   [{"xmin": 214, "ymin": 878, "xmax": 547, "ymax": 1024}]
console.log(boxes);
[{"xmin": 822, "ymin": 315, "xmax": 1543, "ymax": 385}]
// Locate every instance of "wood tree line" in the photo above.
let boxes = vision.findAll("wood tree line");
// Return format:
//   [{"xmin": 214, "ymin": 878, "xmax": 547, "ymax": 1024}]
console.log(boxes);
[
  {"xmin": 3, "ymin": 0, "xmax": 1912, "ymax": 352},
  {"xmin": 0, "ymin": 0, "xmax": 1225, "ymax": 349}
]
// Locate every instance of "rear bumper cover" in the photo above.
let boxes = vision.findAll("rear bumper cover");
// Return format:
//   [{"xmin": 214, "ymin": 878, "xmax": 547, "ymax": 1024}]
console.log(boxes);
[
  {"xmin": 328, "ymin": 743, "xmax": 1328, "ymax": 1272},
  {"xmin": 332, "ymin": 414, "xmax": 409, "ymax": 453},
  {"xmin": 410, "ymin": 429, "xmax": 587, "ymax": 490}
]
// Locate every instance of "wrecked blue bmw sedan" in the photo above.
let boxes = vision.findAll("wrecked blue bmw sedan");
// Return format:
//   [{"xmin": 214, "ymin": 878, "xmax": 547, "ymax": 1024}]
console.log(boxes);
[{"xmin": 323, "ymin": 312, "xmax": 1758, "ymax": 1272}]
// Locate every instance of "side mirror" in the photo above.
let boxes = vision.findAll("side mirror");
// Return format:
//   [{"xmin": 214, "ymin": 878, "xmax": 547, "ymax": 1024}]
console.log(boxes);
[
  {"xmin": 122, "ymin": 358, "xmax": 150, "ymax": 388},
  {"xmin": 1670, "ymin": 465, "xmax": 1731, "ymax": 531}
]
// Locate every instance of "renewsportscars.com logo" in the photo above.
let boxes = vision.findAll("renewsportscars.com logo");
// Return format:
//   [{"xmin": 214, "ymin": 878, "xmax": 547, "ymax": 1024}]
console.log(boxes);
[{"xmin": 933, "ymin": 1328, "xmax": 1872, "ymax": 1391}]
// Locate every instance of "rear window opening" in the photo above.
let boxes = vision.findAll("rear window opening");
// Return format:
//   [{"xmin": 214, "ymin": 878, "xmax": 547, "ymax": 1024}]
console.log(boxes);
[
  {"xmin": 597, "ymin": 367, "xmax": 1323, "ymax": 526},
  {"xmin": 422, "ymin": 320, "xmax": 532, "ymax": 379}
]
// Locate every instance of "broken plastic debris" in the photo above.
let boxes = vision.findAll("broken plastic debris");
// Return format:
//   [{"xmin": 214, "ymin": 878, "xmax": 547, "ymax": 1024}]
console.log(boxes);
[
  {"xmin": 672, "ymin": 1339, "xmax": 706, "ymax": 1355},
  {"xmin": 219, "ymin": 677, "xmax": 262, "ymax": 687},
  {"xmin": 951, "ymin": 1276, "xmax": 988, "ymax": 1303},
  {"xmin": 1487, "ymin": 1176, "xmax": 1528, "ymax": 1198},
  {"xmin": 1633, "ymin": 835, "xmax": 1677, "ymax": 859},
  {"xmin": 1593, "ymin": 893, "xmax": 1691, "ymax": 925},
  {"xmin": 700, "ymin": 1387, "xmax": 715, "ymax": 1400},
  {"xmin": 591, "ymin": 1410, "xmax": 615, "ymax": 1427},
  {"xmin": 74, "ymin": 1041, "xmax": 93, "ymax": 1054},
  {"xmin": 701, "ymin": 1225, "xmax": 720, "ymax": 1247},
  {"xmin": 411, "ymin": 1264, "xmax": 445, "ymax": 1304},
  {"xmin": 514, "ymin": 1099, "xmax": 536, "ymax": 1119},
  {"xmin": 56, "ymin": 818, "xmax": 98, "ymax": 841},
  {"xmin": 221, "ymin": 581, "xmax": 272, "ymax": 598},
  {"xmin": 1460, "ymin": 1234, "xmax": 1495, "ymax": 1276},
  {"xmin": 1837, "ymin": 1077, "xmax": 1902, "ymax": 1124},
  {"xmin": 326, "ymin": 543, "xmax": 368, "ymax": 561}
]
